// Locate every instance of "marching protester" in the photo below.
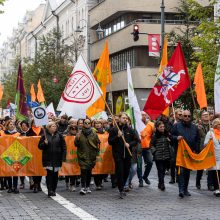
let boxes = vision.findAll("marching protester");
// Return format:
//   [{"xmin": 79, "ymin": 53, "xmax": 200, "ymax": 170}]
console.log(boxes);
[
  {"xmin": 2, "ymin": 120, "xmax": 20, "ymax": 193},
  {"xmin": 26, "ymin": 120, "xmax": 44, "ymax": 193},
  {"xmin": 140, "ymin": 112, "xmax": 154, "ymax": 185},
  {"xmin": 65, "ymin": 124, "xmax": 78, "ymax": 192},
  {"xmin": 172, "ymin": 110, "xmax": 200, "ymax": 198},
  {"xmin": 204, "ymin": 118, "xmax": 220, "ymax": 196},
  {"xmin": 74, "ymin": 118, "xmax": 100, "ymax": 195},
  {"xmin": 196, "ymin": 111, "xmax": 214, "ymax": 190},
  {"xmin": 38, "ymin": 122, "xmax": 66, "ymax": 197},
  {"xmin": 108, "ymin": 112, "xmax": 139, "ymax": 199},
  {"xmin": 150, "ymin": 121, "xmax": 174, "ymax": 191}
]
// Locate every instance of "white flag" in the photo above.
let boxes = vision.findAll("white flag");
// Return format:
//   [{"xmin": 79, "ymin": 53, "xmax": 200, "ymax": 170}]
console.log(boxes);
[
  {"xmin": 57, "ymin": 55, "xmax": 102, "ymax": 118},
  {"xmin": 46, "ymin": 103, "xmax": 56, "ymax": 118},
  {"xmin": 215, "ymin": 53, "xmax": 220, "ymax": 113},
  {"xmin": 127, "ymin": 63, "xmax": 145, "ymax": 135}
]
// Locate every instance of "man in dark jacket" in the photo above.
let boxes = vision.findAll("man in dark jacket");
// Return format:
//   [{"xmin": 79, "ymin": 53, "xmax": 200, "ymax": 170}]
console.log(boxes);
[
  {"xmin": 171, "ymin": 110, "xmax": 200, "ymax": 198},
  {"xmin": 108, "ymin": 112, "xmax": 139, "ymax": 199}
]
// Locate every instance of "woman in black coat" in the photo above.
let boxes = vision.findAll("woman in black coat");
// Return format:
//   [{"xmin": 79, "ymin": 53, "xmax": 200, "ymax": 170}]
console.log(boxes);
[
  {"xmin": 38, "ymin": 121, "xmax": 66, "ymax": 197},
  {"xmin": 150, "ymin": 121, "xmax": 173, "ymax": 191}
]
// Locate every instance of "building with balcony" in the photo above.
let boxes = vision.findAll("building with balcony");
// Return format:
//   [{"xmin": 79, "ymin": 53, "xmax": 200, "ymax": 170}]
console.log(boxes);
[{"xmin": 89, "ymin": 0, "xmax": 209, "ymax": 112}]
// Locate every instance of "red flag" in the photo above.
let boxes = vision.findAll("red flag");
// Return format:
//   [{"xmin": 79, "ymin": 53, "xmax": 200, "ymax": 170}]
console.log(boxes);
[{"xmin": 143, "ymin": 42, "xmax": 190, "ymax": 119}]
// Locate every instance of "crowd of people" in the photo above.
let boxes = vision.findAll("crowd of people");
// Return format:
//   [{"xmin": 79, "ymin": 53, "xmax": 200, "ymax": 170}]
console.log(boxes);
[{"xmin": 0, "ymin": 108, "xmax": 220, "ymax": 199}]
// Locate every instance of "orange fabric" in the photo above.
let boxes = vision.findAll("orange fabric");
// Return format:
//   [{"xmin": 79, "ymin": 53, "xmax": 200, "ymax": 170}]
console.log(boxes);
[
  {"xmin": 0, "ymin": 84, "xmax": 3, "ymax": 101},
  {"xmin": 1, "ymin": 132, "xmax": 20, "ymax": 137},
  {"xmin": 60, "ymin": 133, "xmax": 115, "ymax": 175},
  {"xmin": 214, "ymin": 129, "xmax": 220, "ymax": 140},
  {"xmin": 158, "ymin": 36, "xmax": 168, "ymax": 74},
  {"xmin": 176, "ymin": 139, "xmax": 216, "ymax": 170},
  {"xmin": 86, "ymin": 41, "xmax": 112, "ymax": 117},
  {"xmin": 162, "ymin": 107, "xmax": 169, "ymax": 117},
  {"xmin": 32, "ymin": 126, "xmax": 42, "ymax": 136},
  {"xmin": 140, "ymin": 121, "xmax": 154, "ymax": 149},
  {"xmin": 37, "ymin": 80, "xmax": 45, "ymax": 103},
  {"xmin": 30, "ymin": 84, "xmax": 36, "ymax": 102},
  {"xmin": 0, "ymin": 134, "xmax": 115, "ymax": 176},
  {"xmin": 194, "ymin": 63, "xmax": 207, "ymax": 109}
]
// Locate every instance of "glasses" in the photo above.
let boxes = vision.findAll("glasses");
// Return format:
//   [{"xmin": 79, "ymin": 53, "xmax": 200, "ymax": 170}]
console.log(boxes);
[
  {"xmin": 84, "ymin": 122, "xmax": 91, "ymax": 125},
  {"xmin": 70, "ymin": 127, "xmax": 77, "ymax": 130},
  {"xmin": 183, "ymin": 115, "xmax": 191, "ymax": 118}
]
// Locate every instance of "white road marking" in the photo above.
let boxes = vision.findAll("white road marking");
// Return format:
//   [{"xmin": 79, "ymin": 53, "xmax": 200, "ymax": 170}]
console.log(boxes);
[{"xmin": 26, "ymin": 177, "xmax": 98, "ymax": 220}]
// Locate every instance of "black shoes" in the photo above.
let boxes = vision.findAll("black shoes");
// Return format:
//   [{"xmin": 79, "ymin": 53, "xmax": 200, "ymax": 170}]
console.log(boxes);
[
  {"xmin": 179, "ymin": 192, "xmax": 184, "ymax": 198},
  {"xmin": 208, "ymin": 185, "xmax": 215, "ymax": 191},
  {"xmin": 158, "ymin": 183, "xmax": 165, "ymax": 191},
  {"xmin": 169, "ymin": 179, "xmax": 175, "ymax": 184},
  {"xmin": 144, "ymin": 178, "xmax": 151, "ymax": 185},
  {"xmin": 196, "ymin": 183, "xmax": 201, "ymax": 190},
  {"xmin": 184, "ymin": 191, "xmax": 191, "ymax": 196}
]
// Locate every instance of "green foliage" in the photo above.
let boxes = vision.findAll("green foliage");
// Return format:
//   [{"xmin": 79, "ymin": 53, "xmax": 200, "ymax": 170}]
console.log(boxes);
[
  {"xmin": 2, "ymin": 29, "xmax": 79, "ymax": 109},
  {"xmin": 168, "ymin": 0, "xmax": 218, "ymax": 110}
]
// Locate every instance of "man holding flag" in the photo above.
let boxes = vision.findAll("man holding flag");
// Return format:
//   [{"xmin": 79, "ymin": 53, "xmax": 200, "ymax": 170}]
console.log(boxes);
[{"xmin": 172, "ymin": 110, "xmax": 200, "ymax": 198}]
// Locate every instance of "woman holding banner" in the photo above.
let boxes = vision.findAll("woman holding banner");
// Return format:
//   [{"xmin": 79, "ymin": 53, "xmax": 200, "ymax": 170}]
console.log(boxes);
[
  {"xmin": 74, "ymin": 118, "xmax": 100, "ymax": 195},
  {"xmin": 204, "ymin": 118, "xmax": 220, "ymax": 196},
  {"xmin": 38, "ymin": 121, "xmax": 66, "ymax": 197},
  {"xmin": 2, "ymin": 120, "xmax": 20, "ymax": 193}
]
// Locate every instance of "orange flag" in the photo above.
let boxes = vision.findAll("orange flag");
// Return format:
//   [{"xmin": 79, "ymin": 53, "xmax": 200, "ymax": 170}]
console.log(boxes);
[
  {"xmin": 37, "ymin": 80, "xmax": 45, "ymax": 103},
  {"xmin": 194, "ymin": 63, "xmax": 207, "ymax": 109},
  {"xmin": 86, "ymin": 41, "xmax": 112, "ymax": 117},
  {"xmin": 159, "ymin": 36, "xmax": 169, "ymax": 116},
  {"xmin": 0, "ymin": 84, "xmax": 3, "ymax": 101},
  {"xmin": 158, "ymin": 36, "xmax": 168, "ymax": 75},
  {"xmin": 30, "ymin": 84, "xmax": 36, "ymax": 102}
]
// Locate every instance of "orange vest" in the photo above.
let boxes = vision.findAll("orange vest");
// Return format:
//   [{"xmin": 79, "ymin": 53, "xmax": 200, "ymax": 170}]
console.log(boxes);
[
  {"xmin": 1, "ymin": 132, "xmax": 20, "ymax": 138},
  {"xmin": 140, "ymin": 121, "xmax": 154, "ymax": 149}
]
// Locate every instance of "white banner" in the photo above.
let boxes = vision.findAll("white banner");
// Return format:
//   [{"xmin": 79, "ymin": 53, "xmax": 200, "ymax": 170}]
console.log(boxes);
[
  {"xmin": 57, "ymin": 55, "xmax": 102, "ymax": 118},
  {"xmin": 32, "ymin": 106, "xmax": 49, "ymax": 127},
  {"xmin": 46, "ymin": 102, "xmax": 56, "ymax": 118}
]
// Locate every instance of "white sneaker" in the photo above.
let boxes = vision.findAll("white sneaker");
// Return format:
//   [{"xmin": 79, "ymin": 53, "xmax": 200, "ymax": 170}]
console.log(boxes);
[
  {"xmin": 80, "ymin": 188, "xmax": 86, "ymax": 195},
  {"xmin": 69, "ymin": 185, "xmax": 76, "ymax": 192},
  {"xmin": 86, "ymin": 187, "xmax": 91, "ymax": 194}
]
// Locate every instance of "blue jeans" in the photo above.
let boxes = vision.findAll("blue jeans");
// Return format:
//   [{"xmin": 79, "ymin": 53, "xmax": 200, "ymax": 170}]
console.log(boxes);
[
  {"xmin": 125, "ymin": 163, "xmax": 137, "ymax": 187},
  {"xmin": 178, "ymin": 167, "xmax": 190, "ymax": 193},
  {"xmin": 142, "ymin": 149, "xmax": 153, "ymax": 180}
]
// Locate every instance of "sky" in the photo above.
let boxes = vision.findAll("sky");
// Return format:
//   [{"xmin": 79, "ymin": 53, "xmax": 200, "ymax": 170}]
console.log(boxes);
[{"xmin": 0, "ymin": 0, "xmax": 44, "ymax": 46}]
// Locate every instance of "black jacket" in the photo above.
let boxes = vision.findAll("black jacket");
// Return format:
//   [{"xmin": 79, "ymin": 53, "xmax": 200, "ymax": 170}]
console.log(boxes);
[
  {"xmin": 38, "ymin": 131, "xmax": 66, "ymax": 167},
  {"xmin": 171, "ymin": 121, "xmax": 200, "ymax": 153},
  {"xmin": 108, "ymin": 124, "xmax": 139, "ymax": 160},
  {"xmin": 150, "ymin": 131, "xmax": 172, "ymax": 161}
]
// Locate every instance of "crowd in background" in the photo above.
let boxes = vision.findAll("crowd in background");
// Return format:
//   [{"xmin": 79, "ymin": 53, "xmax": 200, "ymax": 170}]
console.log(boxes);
[{"xmin": 0, "ymin": 108, "xmax": 220, "ymax": 199}]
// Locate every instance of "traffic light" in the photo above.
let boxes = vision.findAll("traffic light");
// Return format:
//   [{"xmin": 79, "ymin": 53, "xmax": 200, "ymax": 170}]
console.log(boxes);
[{"xmin": 133, "ymin": 24, "xmax": 139, "ymax": 41}]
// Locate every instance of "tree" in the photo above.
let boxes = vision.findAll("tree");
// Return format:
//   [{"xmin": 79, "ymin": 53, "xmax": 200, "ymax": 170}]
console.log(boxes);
[
  {"xmin": 168, "ymin": 0, "xmax": 217, "ymax": 110},
  {"xmin": 0, "ymin": 0, "xmax": 6, "ymax": 14}
]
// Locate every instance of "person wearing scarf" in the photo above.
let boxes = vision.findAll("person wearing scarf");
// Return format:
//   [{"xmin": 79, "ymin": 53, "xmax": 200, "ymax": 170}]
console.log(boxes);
[
  {"xmin": 2, "ymin": 120, "xmax": 20, "ymax": 194},
  {"xmin": 204, "ymin": 118, "xmax": 220, "ymax": 196},
  {"xmin": 75, "ymin": 118, "xmax": 100, "ymax": 195}
]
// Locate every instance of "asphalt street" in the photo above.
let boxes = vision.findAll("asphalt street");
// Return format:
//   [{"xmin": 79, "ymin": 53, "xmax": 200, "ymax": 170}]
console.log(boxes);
[{"xmin": 0, "ymin": 165, "xmax": 220, "ymax": 220}]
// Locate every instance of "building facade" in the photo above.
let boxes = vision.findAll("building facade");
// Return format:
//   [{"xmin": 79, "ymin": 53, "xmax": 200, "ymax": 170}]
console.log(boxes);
[{"xmin": 89, "ymin": 0, "xmax": 209, "ymax": 112}]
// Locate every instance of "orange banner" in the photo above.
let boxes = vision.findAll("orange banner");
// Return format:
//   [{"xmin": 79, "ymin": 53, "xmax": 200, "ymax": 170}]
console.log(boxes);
[
  {"xmin": 0, "ymin": 134, "xmax": 115, "ymax": 176},
  {"xmin": 0, "ymin": 136, "xmax": 46, "ymax": 177},
  {"xmin": 176, "ymin": 139, "xmax": 216, "ymax": 170}
]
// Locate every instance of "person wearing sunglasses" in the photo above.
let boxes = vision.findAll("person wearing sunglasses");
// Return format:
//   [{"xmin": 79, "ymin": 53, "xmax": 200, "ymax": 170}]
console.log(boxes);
[
  {"xmin": 172, "ymin": 110, "xmax": 200, "ymax": 198},
  {"xmin": 74, "ymin": 118, "xmax": 100, "ymax": 195}
]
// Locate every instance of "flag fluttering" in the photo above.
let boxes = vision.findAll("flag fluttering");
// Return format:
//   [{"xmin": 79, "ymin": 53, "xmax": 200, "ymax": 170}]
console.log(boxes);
[
  {"xmin": 194, "ymin": 63, "xmax": 207, "ymax": 109},
  {"xmin": 57, "ymin": 55, "xmax": 103, "ymax": 118},
  {"xmin": 15, "ymin": 62, "xmax": 28, "ymax": 120},
  {"xmin": 0, "ymin": 84, "xmax": 4, "ymax": 101},
  {"xmin": 143, "ymin": 42, "xmax": 190, "ymax": 119},
  {"xmin": 215, "ymin": 53, "xmax": 220, "ymax": 113},
  {"xmin": 86, "ymin": 41, "xmax": 112, "ymax": 117},
  {"xmin": 37, "ymin": 80, "xmax": 45, "ymax": 103},
  {"xmin": 30, "ymin": 84, "xmax": 36, "ymax": 102},
  {"xmin": 158, "ymin": 36, "xmax": 168, "ymax": 74},
  {"xmin": 127, "ymin": 63, "xmax": 145, "ymax": 135}
]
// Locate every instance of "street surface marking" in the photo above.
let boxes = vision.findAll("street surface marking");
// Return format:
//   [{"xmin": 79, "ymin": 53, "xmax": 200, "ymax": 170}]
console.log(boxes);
[{"xmin": 26, "ymin": 177, "xmax": 98, "ymax": 220}]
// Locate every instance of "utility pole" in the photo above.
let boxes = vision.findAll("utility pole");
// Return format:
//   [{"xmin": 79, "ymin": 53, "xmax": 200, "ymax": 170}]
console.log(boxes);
[{"xmin": 161, "ymin": 0, "xmax": 165, "ymax": 54}]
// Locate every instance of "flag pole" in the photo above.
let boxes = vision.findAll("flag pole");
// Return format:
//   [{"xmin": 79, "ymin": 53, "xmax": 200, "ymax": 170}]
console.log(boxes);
[
  {"xmin": 82, "ymin": 55, "xmax": 132, "ymax": 156},
  {"xmin": 189, "ymin": 84, "xmax": 199, "ymax": 122}
]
